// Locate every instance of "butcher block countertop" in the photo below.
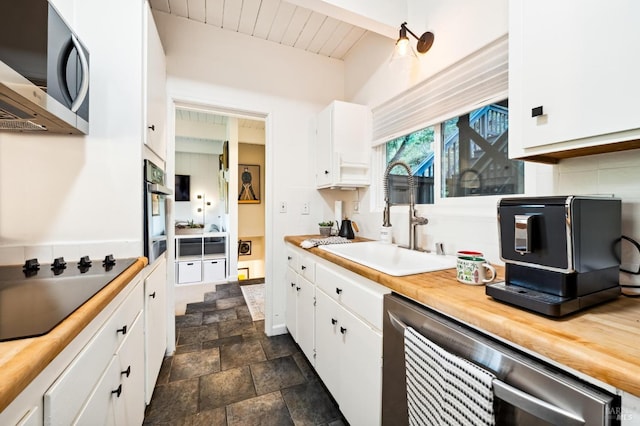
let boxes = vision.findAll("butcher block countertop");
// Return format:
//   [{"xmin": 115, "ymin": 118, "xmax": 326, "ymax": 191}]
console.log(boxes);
[
  {"xmin": 0, "ymin": 257, "xmax": 147, "ymax": 413},
  {"xmin": 285, "ymin": 235, "xmax": 640, "ymax": 397}
]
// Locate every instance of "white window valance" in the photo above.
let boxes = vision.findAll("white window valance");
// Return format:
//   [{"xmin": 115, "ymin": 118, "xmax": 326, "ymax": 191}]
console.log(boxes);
[{"xmin": 372, "ymin": 34, "xmax": 508, "ymax": 146}]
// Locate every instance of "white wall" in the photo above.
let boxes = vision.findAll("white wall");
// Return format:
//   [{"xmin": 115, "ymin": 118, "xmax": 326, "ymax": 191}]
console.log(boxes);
[
  {"xmin": 0, "ymin": 0, "xmax": 143, "ymax": 264},
  {"xmin": 153, "ymin": 11, "xmax": 344, "ymax": 334}
]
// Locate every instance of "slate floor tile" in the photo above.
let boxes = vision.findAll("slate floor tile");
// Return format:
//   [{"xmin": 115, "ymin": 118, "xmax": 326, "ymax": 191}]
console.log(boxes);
[
  {"xmin": 175, "ymin": 312, "xmax": 203, "ymax": 329},
  {"xmin": 203, "ymin": 308, "xmax": 238, "ymax": 324},
  {"xmin": 226, "ymin": 391, "xmax": 294, "ymax": 426},
  {"xmin": 281, "ymin": 381, "xmax": 343, "ymax": 425},
  {"xmin": 216, "ymin": 296, "xmax": 247, "ymax": 310},
  {"xmin": 202, "ymin": 334, "xmax": 244, "ymax": 350},
  {"xmin": 204, "ymin": 289, "xmax": 230, "ymax": 302},
  {"xmin": 176, "ymin": 408, "xmax": 227, "ymax": 426},
  {"xmin": 185, "ymin": 301, "xmax": 218, "ymax": 314},
  {"xmin": 218, "ymin": 318, "xmax": 258, "ymax": 338},
  {"xmin": 199, "ymin": 366, "xmax": 256, "ymax": 410},
  {"xmin": 177, "ymin": 324, "xmax": 220, "ymax": 346},
  {"xmin": 144, "ymin": 378, "xmax": 199, "ymax": 424},
  {"xmin": 260, "ymin": 333, "xmax": 298, "ymax": 359},
  {"xmin": 250, "ymin": 356, "xmax": 306, "ymax": 395},
  {"xmin": 219, "ymin": 339, "xmax": 266, "ymax": 371},
  {"xmin": 292, "ymin": 351, "xmax": 316, "ymax": 382},
  {"xmin": 170, "ymin": 348, "xmax": 221, "ymax": 381}
]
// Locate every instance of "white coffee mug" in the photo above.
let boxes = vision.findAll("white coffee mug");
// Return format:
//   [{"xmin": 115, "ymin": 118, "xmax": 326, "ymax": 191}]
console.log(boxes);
[{"xmin": 456, "ymin": 256, "xmax": 496, "ymax": 285}]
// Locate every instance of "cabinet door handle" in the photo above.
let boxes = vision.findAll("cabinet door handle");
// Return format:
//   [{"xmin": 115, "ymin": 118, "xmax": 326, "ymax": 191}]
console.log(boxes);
[
  {"xmin": 117, "ymin": 325, "xmax": 127, "ymax": 335},
  {"xmin": 531, "ymin": 106, "xmax": 544, "ymax": 117},
  {"xmin": 287, "ymin": 256, "xmax": 292, "ymax": 260},
  {"xmin": 148, "ymin": 124, "xmax": 156, "ymax": 131},
  {"xmin": 149, "ymin": 291, "xmax": 156, "ymax": 299},
  {"xmin": 301, "ymin": 265, "xmax": 306, "ymax": 270},
  {"xmin": 340, "ymin": 327, "xmax": 347, "ymax": 334},
  {"xmin": 111, "ymin": 384, "xmax": 122, "ymax": 398},
  {"xmin": 121, "ymin": 366, "xmax": 131, "ymax": 378},
  {"xmin": 324, "ymin": 170, "xmax": 329, "ymax": 175},
  {"xmin": 331, "ymin": 318, "xmax": 337, "ymax": 325},
  {"xmin": 296, "ymin": 286, "xmax": 301, "ymax": 291},
  {"xmin": 290, "ymin": 282, "xmax": 296, "ymax": 287},
  {"xmin": 336, "ymin": 288, "xmax": 342, "ymax": 295}
]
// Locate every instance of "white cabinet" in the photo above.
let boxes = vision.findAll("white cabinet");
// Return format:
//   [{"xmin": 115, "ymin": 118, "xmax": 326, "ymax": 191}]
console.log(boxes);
[
  {"xmin": 175, "ymin": 234, "xmax": 228, "ymax": 285},
  {"xmin": 286, "ymin": 245, "xmax": 389, "ymax": 426},
  {"xmin": 315, "ymin": 289, "xmax": 383, "ymax": 426},
  {"xmin": 75, "ymin": 312, "xmax": 144, "ymax": 426},
  {"xmin": 144, "ymin": 258, "xmax": 167, "ymax": 404},
  {"xmin": 316, "ymin": 101, "xmax": 371, "ymax": 189},
  {"xmin": 44, "ymin": 280, "xmax": 144, "ymax": 426},
  {"xmin": 509, "ymin": 0, "xmax": 640, "ymax": 162},
  {"xmin": 144, "ymin": 1, "xmax": 167, "ymax": 161},
  {"xmin": 284, "ymin": 246, "xmax": 316, "ymax": 365}
]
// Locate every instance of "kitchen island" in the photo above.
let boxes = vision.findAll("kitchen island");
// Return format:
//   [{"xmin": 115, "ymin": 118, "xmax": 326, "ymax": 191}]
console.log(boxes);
[
  {"xmin": 285, "ymin": 235, "xmax": 640, "ymax": 398},
  {"xmin": 0, "ymin": 257, "xmax": 147, "ymax": 416}
]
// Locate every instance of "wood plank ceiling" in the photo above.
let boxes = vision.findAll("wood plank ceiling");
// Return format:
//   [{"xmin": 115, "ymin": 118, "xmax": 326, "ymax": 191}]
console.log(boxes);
[{"xmin": 149, "ymin": 0, "xmax": 369, "ymax": 60}]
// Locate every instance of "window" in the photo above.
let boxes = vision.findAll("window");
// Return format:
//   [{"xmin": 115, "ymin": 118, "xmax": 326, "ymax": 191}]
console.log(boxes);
[
  {"xmin": 383, "ymin": 100, "xmax": 524, "ymax": 204},
  {"xmin": 441, "ymin": 100, "xmax": 524, "ymax": 198},
  {"xmin": 385, "ymin": 127, "xmax": 435, "ymax": 204}
]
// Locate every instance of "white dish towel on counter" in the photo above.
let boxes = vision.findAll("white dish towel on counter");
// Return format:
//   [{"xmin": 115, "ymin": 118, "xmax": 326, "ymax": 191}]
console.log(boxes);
[{"xmin": 404, "ymin": 326, "xmax": 496, "ymax": 426}]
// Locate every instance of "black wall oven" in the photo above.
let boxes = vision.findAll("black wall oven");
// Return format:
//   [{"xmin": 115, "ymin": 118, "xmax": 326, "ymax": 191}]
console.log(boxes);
[{"xmin": 144, "ymin": 160, "xmax": 171, "ymax": 264}]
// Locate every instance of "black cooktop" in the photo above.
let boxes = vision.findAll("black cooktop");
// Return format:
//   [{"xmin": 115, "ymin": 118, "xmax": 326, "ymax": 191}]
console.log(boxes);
[{"xmin": 0, "ymin": 256, "xmax": 137, "ymax": 342}]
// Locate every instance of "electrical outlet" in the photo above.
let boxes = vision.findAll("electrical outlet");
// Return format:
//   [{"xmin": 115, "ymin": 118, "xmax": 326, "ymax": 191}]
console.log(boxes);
[
  {"xmin": 279, "ymin": 202, "xmax": 287, "ymax": 213},
  {"xmin": 353, "ymin": 201, "xmax": 360, "ymax": 213},
  {"xmin": 301, "ymin": 202, "xmax": 310, "ymax": 215}
]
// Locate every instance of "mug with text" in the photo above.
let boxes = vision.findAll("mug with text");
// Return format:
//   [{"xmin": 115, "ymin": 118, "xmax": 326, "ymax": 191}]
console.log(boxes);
[{"xmin": 456, "ymin": 255, "xmax": 496, "ymax": 285}]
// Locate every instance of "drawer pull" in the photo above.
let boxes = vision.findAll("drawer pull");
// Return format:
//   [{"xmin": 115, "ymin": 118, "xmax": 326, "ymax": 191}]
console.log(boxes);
[
  {"xmin": 148, "ymin": 124, "xmax": 155, "ymax": 131},
  {"xmin": 296, "ymin": 286, "xmax": 301, "ymax": 291},
  {"xmin": 149, "ymin": 291, "xmax": 156, "ymax": 299},
  {"xmin": 117, "ymin": 325, "xmax": 127, "ymax": 335},
  {"xmin": 531, "ymin": 106, "xmax": 544, "ymax": 117},
  {"xmin": 290, "ymin": 282, "xmax": 296, "ymax": 288},
  {"xmin": 331, "ymin": 318, "xmax": 337, "ymax": 325},
  {"xmin": 340, "ymin": 327, "xmax": 347, "ymax": 334},
  {"xmin": 336, "ymin": 288, "xmax": 343, "ymax": 295},
  {"xmin": 301, "ymin": 265, "xmax": 306, "ymax": 271},
  {"xmin": 324, "ymin": 170, "xmax": 329, "ymax": 175},
  {"xmin": 121, "ymin": 366, "xmax": 131, "ymax": 378},
  {"xmin": 111, "ymin": 384, "xmax": 122, "ymax": 398},
  {"xmin": 287, "ymin": 256, "xmax": 292, "ymax": 260}
]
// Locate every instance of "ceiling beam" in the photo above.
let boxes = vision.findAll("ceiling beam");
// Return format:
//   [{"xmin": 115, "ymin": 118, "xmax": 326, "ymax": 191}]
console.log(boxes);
[{"xmin": 285, "ymin": 0, "xmax": 403, "ymax": 39}]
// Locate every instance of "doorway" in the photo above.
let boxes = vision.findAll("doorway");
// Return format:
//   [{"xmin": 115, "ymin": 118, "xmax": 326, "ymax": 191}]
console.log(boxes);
[{"xmin": 171, "ymin": 105, "xmax": 266, "ymax": 313}]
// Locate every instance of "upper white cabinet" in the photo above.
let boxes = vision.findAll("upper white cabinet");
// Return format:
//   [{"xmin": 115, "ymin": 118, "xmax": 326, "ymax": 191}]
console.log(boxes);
[
  {"xmin": 144, "ymin": 2, "xmax": 167, "ymax": 161},
  {"xmin": 509, "ymin": 0, "xmax": 640, "ymax": 163},
  {"xmin": 316, "ymin": 101, "xmax": 371, "ymax": 189}
]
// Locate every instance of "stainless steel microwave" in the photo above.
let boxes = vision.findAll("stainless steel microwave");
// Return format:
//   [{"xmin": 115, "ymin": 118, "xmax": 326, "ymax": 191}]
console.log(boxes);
[{"xmin": 0, "ymin": 0, "xmax": 89, "ymax": 134}]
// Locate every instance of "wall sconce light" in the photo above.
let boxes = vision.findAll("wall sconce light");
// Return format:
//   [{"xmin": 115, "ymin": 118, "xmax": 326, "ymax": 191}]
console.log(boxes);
[{"xmin": 395, "ymin": 22, "xmax": 434, "ymax": 57}]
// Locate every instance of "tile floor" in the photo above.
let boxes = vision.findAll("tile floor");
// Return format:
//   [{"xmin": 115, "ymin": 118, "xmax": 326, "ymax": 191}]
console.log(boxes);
[{"xmin": 143, "ymin": 282, "xmax": 347, "ymax": 426}]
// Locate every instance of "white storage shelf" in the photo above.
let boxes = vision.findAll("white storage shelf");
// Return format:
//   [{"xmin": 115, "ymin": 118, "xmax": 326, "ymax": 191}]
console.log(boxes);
[{"xmin": 175, "ymin": 233, "xmax": 228, "ymax": 284}]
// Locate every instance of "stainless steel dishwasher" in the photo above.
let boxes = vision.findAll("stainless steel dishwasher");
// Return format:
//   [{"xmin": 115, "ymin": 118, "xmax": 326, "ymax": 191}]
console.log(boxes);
[{"xmin": 382, "ymin": 293, "xmax": 620, "ymax": 425}]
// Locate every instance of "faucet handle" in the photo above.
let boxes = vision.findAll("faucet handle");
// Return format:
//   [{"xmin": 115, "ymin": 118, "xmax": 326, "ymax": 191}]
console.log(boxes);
[{"xmin": 435, "ymin": 242, "xmax": 445, "ymax": 255}]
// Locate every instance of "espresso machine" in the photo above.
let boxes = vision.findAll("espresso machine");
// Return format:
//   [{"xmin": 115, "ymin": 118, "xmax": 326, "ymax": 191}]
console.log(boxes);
[{"xmin": 486, "ymin": 196, "xmax": 622, "ymax": 317}]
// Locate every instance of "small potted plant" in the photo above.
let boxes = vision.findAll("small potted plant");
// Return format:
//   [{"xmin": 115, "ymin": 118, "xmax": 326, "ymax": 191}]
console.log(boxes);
[{"xmin": 318, "ymin": 221, "xmax": 334, "ymax": 237}]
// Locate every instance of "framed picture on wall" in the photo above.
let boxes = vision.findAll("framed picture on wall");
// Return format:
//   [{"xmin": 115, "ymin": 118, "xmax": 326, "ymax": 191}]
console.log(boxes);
[{"xmin": 238, "ymin": 164, "xmax": 260, "ymax": 204}]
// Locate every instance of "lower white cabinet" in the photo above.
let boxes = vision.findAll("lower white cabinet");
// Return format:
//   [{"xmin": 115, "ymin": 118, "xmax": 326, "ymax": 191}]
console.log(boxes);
[
  {"xmin": 285, "ymin": 247, "xmax": 316, "ymax": 365},
  {"xmin": 315, "ymin": 289, "xmax": 383, "ymax": 426},
  {"xmin": 285, "ymin": 244, "xmax": 389, "ymax": 426},
  {"xmin": 144, "ymin": 257, "xmax": 167, "ymax": 404},
  {"xmin": 74, "ymin": 312, "xmax": 144, "ymax": 425},
  {"xmin": 44, "ymin": 281, "xmax": 144, "ymax": 426}
]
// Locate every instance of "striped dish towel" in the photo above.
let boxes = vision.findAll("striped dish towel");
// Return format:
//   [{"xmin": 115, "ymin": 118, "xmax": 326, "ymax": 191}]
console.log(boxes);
[
  {"xmin": 300, "ymin": 236, "xmax": 352, "ymax": 249},
  {"xmin": 405, "ymin": 326, "xmax": 496, "ymax": 426}
]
